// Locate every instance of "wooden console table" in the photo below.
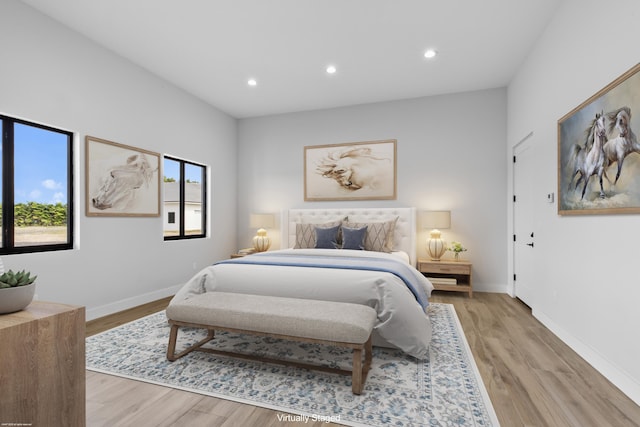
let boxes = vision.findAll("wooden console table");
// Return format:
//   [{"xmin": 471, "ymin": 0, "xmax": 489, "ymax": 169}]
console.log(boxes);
[{"xmin": 0, "ymin": 301, "xmax": 86, "ymax": 426}]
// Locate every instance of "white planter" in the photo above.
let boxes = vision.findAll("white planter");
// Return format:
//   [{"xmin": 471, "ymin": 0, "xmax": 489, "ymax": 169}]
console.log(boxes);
[{"xmin": 0, "ymin": 283, "xmax": 36, "ymax": 314}]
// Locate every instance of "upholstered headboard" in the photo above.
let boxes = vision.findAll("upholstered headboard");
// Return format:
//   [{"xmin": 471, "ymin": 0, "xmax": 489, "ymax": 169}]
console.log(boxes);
[{"xmin": 282, "ymin": 207, "xmax": 417, "ymax": 265}]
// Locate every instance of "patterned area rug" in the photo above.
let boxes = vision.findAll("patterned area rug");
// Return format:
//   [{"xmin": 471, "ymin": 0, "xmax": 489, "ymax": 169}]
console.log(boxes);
[{"xmin": 86, "ymin": 303, "xmax": 499, "ymax": 426}]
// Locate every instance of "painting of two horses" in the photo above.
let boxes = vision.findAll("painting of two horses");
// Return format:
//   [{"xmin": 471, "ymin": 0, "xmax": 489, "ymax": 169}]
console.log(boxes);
[
  {"xmin": 85, "ymin": 136, "xmax": 160, "ymax": 217},
  {"xmin": 558, "ymin": 63, "xmax": 640, "ymax": 215},
  {"xmin": 305, "ymin": 139, "xmax": 396, "ymax": 201}
]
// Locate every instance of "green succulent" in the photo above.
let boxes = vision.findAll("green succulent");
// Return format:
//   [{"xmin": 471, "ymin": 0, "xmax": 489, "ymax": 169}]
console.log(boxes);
[{"xmin": 0, "ymin": 269, "xmax": 37, "ymax": 289}]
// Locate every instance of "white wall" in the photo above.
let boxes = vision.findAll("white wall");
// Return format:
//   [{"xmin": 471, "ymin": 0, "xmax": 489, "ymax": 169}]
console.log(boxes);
[
  {"xmin": 507, "ymin": 0, "xmax": 640, "ymax": 403},
  {"xmin": 238, "ymin": 89, "xmax": 508, "ymax": 292},
  {"xmin": 0, "ymin": 0, "xmax": 238, "ymax": 319}
]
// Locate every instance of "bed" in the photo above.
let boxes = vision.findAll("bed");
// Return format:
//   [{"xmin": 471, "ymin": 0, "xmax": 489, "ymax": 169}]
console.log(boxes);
[{"xmin": 170, "ymin": 207, "xmax": 434, "ymax": 359}]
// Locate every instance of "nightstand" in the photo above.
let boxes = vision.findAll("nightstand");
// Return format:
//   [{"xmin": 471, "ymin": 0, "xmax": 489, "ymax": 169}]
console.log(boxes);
[
  {"xmin": 417, "ymin": 259, "xmax": 473, "ymax": 297},
  {"xmin": 230, "ymin": 253, "xmax": 246, "ymax": 258},
  {"xmin": 231, "ymin": 249, "xmax": 257, "ymax": 258}
]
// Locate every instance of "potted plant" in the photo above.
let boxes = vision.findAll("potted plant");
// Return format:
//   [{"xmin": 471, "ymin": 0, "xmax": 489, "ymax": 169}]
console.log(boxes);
[
  {"xmin": 447, "ymin": 241, "xmax": 467, "ymax": 261},
  {"xmin": 0, "ymin": 269, "xmax": 37, "ymax": 314}
]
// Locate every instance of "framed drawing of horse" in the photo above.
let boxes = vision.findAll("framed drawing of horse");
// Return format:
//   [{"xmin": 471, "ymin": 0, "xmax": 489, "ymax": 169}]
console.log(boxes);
[
  {"xmin": 304, "ymin": 139, "xmax": 397, "ymax": 201},
  {"xmin": 85, "ymin": 136, "xmax": 161, "ymax": 217},
  {"xmin": 558, "ymin": 63, "xmax": 640, "ymax": 215}
]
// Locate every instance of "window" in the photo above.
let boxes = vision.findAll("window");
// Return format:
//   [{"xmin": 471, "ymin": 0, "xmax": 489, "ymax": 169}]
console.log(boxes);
[
  {"xmin": 163, "ymin": 156, "xmax": 206, "ymax": 239},
  {"xmin": 0, "ymin": 115, "xmax": 73, "ymax": 254}
]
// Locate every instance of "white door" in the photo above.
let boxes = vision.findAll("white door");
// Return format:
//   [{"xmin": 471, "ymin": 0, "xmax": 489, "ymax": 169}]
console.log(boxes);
[{"xmin": 513, "ymin": 135, "xmax": 536, "ymax": 307}]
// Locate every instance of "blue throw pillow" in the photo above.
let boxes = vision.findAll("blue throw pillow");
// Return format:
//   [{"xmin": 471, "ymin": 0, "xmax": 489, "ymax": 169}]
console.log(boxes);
[
  {"xmin": 341, "ymin": 225, "xmax": 368, "ymax": 250},
  {"xmin": 314, "ymin": 225, "xmax": 340, "ymax": 249}
]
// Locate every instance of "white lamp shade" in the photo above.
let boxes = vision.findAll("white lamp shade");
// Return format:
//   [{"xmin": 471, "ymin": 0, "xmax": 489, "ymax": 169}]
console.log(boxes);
[
  {"xmin": 250, "ymin": 213, "xmax": 275, "ymax": 229},
  {"xmin": 421, "ymin": 211, "xmax": 451, "ymax": 230}
]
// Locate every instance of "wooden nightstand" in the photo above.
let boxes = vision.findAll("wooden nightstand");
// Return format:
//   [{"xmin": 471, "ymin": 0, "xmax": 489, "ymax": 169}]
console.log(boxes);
[
  {"xmin": 230, "ymin": 253, "xmax": 247, "ymax": 258},
  {"xmin": 231, "ymin": 249, "xmax": 257, "ymax": 258},
  {"xmin": 417, "ymin": 259, "xmax": 473, "ymax": 297}
]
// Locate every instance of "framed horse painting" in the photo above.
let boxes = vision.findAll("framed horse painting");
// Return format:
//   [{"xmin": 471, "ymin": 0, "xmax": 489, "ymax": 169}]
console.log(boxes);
[
  {"xmin": 85, "ymin": 136, "xmax": 161, "ymax": 217},
  {"xmin": 304, "ymin": 139, "xmax": 397, "ymax": 201},
  {"xmin": 558, "ymin": 63, "xmax": 640, "ymax": 215}
]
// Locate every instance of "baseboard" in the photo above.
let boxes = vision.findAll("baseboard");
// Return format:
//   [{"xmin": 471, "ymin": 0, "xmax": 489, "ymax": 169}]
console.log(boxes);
[
  {"xmin": 473, "ymin": 283, "xmax": 508, "ymax": 294},
  {"xmin": 534, "ymin": 308, "xmax": 640, "ymax": 406},
  {"xmin": 85, "ymin": 284, "xmax": 182, "ymax": 321},
  {"xmin": 506, "ymin": 282, "xmax": 515, "ymax": 297}
]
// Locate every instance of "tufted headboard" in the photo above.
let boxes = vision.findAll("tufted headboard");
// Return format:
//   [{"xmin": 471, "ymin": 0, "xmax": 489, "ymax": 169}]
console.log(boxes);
[{"xmin": 282, "ymin": 207, "xmax": 417, "ymax": 265}]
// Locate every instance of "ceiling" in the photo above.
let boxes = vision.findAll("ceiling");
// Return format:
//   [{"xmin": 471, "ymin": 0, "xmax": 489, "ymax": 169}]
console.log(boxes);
[{"xmin": 20, "ymin": 0, "xmax": 561, "ymax": 119}]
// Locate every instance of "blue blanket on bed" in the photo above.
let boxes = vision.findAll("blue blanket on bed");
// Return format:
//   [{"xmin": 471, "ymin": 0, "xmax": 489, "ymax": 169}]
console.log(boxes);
[{"xmin": 217, "ymin": 251, "xmax": 429, "ymax": 309}]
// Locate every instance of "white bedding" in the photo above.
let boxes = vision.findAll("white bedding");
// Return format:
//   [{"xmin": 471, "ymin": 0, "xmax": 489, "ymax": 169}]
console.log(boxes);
[{"xmin": 171, "ymin": 248, "xmax": 434, "ymax": 359}]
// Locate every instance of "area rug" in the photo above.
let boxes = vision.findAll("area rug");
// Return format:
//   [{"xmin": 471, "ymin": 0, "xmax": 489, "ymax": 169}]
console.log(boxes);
[{"xmin": 86, "ymin": 303, "xmax": 499, "ymax": 426}]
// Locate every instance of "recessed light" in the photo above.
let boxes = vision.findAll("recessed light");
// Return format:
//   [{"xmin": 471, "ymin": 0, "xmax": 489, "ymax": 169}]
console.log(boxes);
[
  {"xmin": 424, "ymin": 49, "xmax": 437, "ymax": 59},
  {"xmin": 247, "ymin": 78, "xmax": 257, "ymax": 86},
  {"xmin": 326, "ymin": 65, "xmax": 337, "ymax": 74}
]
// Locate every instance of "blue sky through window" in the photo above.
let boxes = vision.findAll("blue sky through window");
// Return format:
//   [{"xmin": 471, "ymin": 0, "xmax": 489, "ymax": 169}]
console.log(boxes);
[
  {"xmin": 13, "ymin": 123, "xmax": 68, "ymax": 205},
  {"xmin": 163, "ymin": 158, "xmax": 203, "ymax": 183}
]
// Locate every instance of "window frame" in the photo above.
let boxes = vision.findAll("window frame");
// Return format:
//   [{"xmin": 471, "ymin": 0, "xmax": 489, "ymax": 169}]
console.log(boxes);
[
  {"xmin": 163, "ymin": 155, "xmax": 207, "ymax": 241},
  {"xmin": 0, "ymin": 114, "xmax": 74, "ymax": 254}
]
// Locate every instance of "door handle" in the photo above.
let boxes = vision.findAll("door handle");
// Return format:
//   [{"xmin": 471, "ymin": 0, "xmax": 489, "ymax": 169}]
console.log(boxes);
[{"xmin": 526, "ymin": 242, "xmax": 534, "ymax": 247}]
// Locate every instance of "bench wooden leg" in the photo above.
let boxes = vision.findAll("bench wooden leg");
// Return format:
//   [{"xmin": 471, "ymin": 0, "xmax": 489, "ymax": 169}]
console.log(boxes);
[
  {"xmin": 351, "ymin": 335, "xmax": 373, "ymax": 395},
  {"xmin": 167, "ymin": 324, "xmax": 215, "ymax": 362},
  {"xmin": 365, "ymin": 335, "xmax": 372, "ymax": 370},
  {"xmin": 167, "ymin": 324, "xmax": 180, "ymax": 361},
  {"xmin": 352, "ymin": 347, "xmax": 363, "ymax": 394}
]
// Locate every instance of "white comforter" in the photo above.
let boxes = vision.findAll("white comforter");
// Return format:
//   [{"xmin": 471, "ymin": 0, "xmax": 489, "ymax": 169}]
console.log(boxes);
[{"xmin": 170, "ymin": 249, "xmax": 434, "ymax": 359}]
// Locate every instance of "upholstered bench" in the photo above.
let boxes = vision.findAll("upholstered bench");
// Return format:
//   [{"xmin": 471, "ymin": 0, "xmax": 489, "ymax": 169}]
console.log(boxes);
[{"xmin": 165, "ymin": 292, "xmax": 376, "ymax": 394}]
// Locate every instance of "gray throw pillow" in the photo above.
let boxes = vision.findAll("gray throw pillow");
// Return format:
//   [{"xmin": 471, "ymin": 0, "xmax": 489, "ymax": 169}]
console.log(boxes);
[
  {"xmin": 314, "ymin": 225, "xmax": 341, "ymax": 249},
  {"xmin": 341, "ymin": 225, "xmax": 367, "ymax": 250}
]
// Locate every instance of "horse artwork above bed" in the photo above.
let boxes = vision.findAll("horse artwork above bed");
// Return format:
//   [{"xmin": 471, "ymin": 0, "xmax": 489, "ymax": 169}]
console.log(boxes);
[{"xmin": 170, "ymin": 207, "xmax": 434, "ymax": 359}]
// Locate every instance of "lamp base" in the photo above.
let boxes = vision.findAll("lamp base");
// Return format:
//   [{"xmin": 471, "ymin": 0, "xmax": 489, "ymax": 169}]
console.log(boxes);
[
  {"xmin": 427, "ymin": 237, "xmax": 446, "ymax": 261},
  {"xmin": 252, "ymin": 229, "xmax": 271, "ymax": 252}
]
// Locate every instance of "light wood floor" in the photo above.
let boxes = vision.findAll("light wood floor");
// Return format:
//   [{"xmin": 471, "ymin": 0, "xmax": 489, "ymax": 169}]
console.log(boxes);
[{"xmin": 85, "ymin": 292, "xmax": 640, "ymax": 426}]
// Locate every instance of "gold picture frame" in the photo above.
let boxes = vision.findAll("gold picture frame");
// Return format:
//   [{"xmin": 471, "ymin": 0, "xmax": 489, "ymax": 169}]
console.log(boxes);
[
  {"xmin": 558, "ymin": 63, "xmax": 640, "ymax": 215},
  {"xmin": 85, "ymin": 136, "xmax": 161, "ymax": 217},
  {"xmin": 304, "ymin": 139, "xmax": 397, "ymax": 201}
]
